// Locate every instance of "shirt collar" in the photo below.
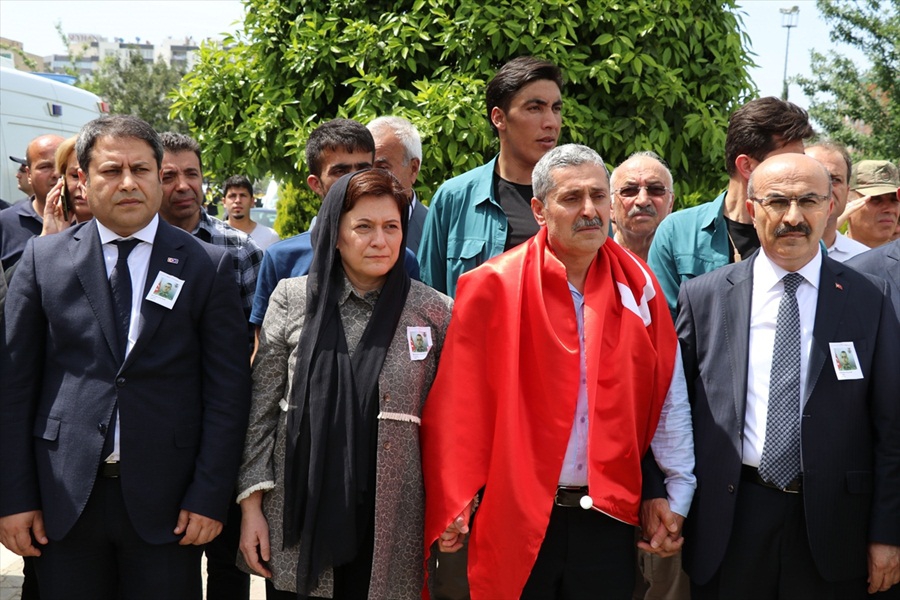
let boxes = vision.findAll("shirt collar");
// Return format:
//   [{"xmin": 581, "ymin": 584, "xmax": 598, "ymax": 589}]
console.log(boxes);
[
  {"xmin": 192, "ymin": 210, "xmax": 213, "ymax": 235},
  {"xmin": 701, "ymin": 191, "xmax": 728, "ymax": 231},
  {"xmin": 337, "ymin": 271, "xmax": 381, "ymax": 308},
  {"xmin": 754, "ymin": 245, "xmax": 822, "ymax": 293},
  {"xmin": 409, "ymin": 192, "xmax": 419, "ymax": 218},
  {"xmin": 97, "ymin": 214, "xmax": 159, "ymax": 246}
]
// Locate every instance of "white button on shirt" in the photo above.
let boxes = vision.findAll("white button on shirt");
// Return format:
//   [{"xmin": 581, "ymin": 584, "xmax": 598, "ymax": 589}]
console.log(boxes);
[
  {"xmin": 559, "ymin": 281, "xmax": 696, "ymax": 517},
  {"xmin": 743, "ymin": 249, "xmax": 821, "ymax": 469}
]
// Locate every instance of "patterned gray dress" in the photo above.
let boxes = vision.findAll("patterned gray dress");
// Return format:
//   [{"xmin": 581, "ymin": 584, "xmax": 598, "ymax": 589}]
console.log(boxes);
[{"xmin": 237, "ymin": 275, "xmax": 453, "ymax": 598}]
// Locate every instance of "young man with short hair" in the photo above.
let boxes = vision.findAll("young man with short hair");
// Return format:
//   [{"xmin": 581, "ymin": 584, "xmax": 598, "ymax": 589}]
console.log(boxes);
[
  {"xmin": 417, "ymin": 56, "xmax": 563, "ymax": 296},
  {"xmin": 222, "ymin": 175, "xmax": 280, "ymax": 251}
]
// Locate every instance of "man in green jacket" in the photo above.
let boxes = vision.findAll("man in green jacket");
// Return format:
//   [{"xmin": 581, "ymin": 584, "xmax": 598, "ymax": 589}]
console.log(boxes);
[
  {"xmin": 647, "ymin": 97, "xmax": 814, "ymax": 317},
  {"xmin": 417, "ymin": 56, "xmax": 562, "ymax": 297}
]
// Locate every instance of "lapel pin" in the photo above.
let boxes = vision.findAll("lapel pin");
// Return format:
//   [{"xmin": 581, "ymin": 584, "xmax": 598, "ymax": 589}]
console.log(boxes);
[
  {"xmin": 167, "ymin": 257, "xmax": 179, "ymax": 264},
  {"xmin": 835, "ymin": 282, "xmax": 843, "ymax": 290}
]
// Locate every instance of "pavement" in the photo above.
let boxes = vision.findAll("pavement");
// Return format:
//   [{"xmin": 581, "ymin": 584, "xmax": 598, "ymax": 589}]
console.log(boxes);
[{"xmin": 1, "ymin": 544, "xmax": 266, "ymax": 599}]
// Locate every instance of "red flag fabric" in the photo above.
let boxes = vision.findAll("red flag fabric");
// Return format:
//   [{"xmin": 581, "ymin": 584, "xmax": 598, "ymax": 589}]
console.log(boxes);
[{"xmin": 421, "ymin": 229, "xmax": 677, "ymax": 599}]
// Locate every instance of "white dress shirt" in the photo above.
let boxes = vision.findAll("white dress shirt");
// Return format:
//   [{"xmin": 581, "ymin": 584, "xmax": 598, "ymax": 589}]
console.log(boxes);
[
  {"xmin": 97, "ymin": 215, "xmax": 159, "ymax": 461},
  {"xmin": 743, "ymin": 249, "xmax": 821, "ymax": 468},
  {"xmin": 560, "ymin": 282, "xmax": 696, "ymax": 517},
  {"xmin": 826, "ymin": 231, "xmax": 869, "ymax": 263}
]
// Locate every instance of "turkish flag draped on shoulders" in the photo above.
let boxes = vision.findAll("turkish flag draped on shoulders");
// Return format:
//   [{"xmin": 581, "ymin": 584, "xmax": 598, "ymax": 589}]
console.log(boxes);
[{"xmin": 421, "ymin": 228, "xmax": 677, "ymax": 599}]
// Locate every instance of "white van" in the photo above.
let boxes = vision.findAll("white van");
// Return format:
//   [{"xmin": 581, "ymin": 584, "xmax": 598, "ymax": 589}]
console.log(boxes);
[{"xmin": 0, "ymin": 66, "xmax": 106, "ymax": 203}]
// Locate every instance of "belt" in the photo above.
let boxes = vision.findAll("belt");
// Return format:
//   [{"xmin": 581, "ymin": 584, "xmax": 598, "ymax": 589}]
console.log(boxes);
[
  {"xmin": 554, "ymin": 486, "xmax": 593, "ymax": 509},
  {"xmin": 99, "ymin": 462, "xmax": 121, "ymax": 478},
  {"xmin": 741, "ymin": 465, "xmax": 801, "ymax": 493}
]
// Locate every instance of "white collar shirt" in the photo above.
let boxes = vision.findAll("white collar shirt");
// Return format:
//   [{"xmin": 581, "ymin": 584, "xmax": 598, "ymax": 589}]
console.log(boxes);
[
  {"xmin": 743, "ymin": 248, "xmax": 821, "ymax": 468},
  {"xmin": 97, "ymin": 215, "xmax": 159, "ymax": 461}
]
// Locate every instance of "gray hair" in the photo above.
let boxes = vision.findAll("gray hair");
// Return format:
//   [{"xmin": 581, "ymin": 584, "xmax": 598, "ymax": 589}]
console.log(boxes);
[
  {"xmin": 610, "ymin": 150, "xmax": 674, "ymax": 193},
  {"xmin": 367, "ymin": 116, "xmax": 422, "ymax": 164},
  {"xmin": 532, "ymin": 144, "xmax": 608, "ymax": 201}
]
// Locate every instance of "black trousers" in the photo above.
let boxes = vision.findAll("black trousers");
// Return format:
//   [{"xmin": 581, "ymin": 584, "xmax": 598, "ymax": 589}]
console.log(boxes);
[
  {"xmin": 205, "ymin": 499, "xmax": 250, "ymax": 600},
  {"xmin": 691, "ymin": 480, "xmax": 868, "ymax": 600},
  {"xmin": 521, "ymin": 504, "xmax": 635, "ymax": 600},
  {"xmin": 33, "ymin": 476, "xmax": 202, "ymax": 600}
]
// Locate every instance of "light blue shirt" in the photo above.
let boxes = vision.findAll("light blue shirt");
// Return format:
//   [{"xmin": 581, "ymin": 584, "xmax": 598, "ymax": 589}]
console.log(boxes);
[{"xmin": 559, "ymin": 282, "xmax": 697, "ymax": 517}]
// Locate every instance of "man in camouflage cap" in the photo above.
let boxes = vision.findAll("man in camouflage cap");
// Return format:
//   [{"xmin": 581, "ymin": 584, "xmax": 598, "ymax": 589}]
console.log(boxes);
[{"xmin": 845, "ymin": 160, "xmax": 900, "ymax": 249}]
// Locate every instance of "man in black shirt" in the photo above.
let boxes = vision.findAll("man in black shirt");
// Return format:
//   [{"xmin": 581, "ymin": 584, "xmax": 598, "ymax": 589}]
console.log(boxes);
[{"xmin": 417, "ymin": 56, "xmax": 563, "ymax": 296}]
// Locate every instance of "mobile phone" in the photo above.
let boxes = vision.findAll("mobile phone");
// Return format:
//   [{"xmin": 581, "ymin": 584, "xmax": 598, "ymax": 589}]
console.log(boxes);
[{"xmin": 59, "ymin": 181, "xmax": 71, "ymax": 222}]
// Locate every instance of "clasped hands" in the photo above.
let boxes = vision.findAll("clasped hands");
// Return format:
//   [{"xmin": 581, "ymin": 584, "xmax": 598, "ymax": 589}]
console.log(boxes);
[{"xmin": 637, "ymin": 497, "xmax": 684, "ymax": 558}]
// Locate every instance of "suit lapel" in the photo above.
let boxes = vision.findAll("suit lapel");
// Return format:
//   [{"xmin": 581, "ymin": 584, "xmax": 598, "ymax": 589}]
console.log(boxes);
[
  {"xmin": 71, "ymin": 220, "xmax": 120, "ymax": 360},
  {"xmin": 121, "ymin": 221, "xmax": 187, "ymax": 371},
  {"xmin": 723, "ymin": 257, "xmax": 754, "ymax": 431},
  {"xmin": 806, "ymin": 258, "xmax": 848, "ymax": 404},
  {"xmin": 886, "ymin": 243, "xmax": 900, "ymax": 295}
]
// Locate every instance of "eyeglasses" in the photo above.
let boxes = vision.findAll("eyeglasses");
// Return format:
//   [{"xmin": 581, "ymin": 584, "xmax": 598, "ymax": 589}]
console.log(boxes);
[
  {"xmin": 614, "ymin": 185, "xmax": 670, "ymax": 198},
  {"xmin": 750, "ymin": 194, "xmax": 829, "ymax": 213}
]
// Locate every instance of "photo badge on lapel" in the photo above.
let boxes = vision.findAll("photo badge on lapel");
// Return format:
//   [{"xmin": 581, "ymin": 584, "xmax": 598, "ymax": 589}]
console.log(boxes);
[
  {"xmin": 407, "ymin": 326, "xmax": 433, "ymax": 361},
  {"xmin": 829, "ymin": 341, "xmax": 863, "ymax": 380},
  {"xmin": 147, "ymin": 271, "xmax": 185, "ymax": 309}
]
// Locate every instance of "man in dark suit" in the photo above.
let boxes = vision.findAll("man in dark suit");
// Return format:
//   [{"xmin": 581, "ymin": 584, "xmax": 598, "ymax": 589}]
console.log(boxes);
[
  {"xmin": 848, "ymin": 238, "xmax": 900, "ymax": 318},
  {"xmin": 367, "ymin": 115, "xmax": 428, "ymax": 254},
  {"xmin": 677, "ymin": 153, "xmax": 900, "ymax": 598},
  {"xmin": 0, "ymin": 115, "xmax": 251, "ymax": 599}
]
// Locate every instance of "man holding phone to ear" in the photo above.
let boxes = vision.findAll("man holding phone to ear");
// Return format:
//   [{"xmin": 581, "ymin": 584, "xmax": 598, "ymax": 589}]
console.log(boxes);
[{"xmin": 0, "ymin": 135, "xmax": 64, "ymax": 273}]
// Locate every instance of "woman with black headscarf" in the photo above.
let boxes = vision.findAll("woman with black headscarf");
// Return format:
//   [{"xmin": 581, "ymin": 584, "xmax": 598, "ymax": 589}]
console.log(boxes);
[{"xmin": 236, "ymin": 169, "xmax": 453, "ymax": 599}]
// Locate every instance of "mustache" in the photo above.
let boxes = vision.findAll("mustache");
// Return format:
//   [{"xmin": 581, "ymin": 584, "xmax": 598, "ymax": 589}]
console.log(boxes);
[
  {"xmin": 774, "ymin": 222, "xmax": 812, "ymax": 237},
  {"xmin": 572, "ymin": 216, "xmax": 604, "ymax": 232},
  {"xmin": 627, "ymin": 204, "xmax": 658, "ymax": 218}
]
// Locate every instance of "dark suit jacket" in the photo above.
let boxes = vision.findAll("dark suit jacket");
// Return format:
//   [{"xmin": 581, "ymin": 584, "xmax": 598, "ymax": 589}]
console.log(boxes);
[
  {"xmin": 847, "ymin": 239, "xmax": 900, "ymax": 318},
  {"xmin": 407, "ymin": 194, "xmax": 429, "ymax": 256},
  {"xmin": 676, "ymin": 251, "xmax": 900, "ymax": 585},
  {"xmin": 0, "ymin": 218, "xmax": 251, "ymax": 544},
  {"xmin": 0, "ymin": 198, "xmax": 42, "ymax": 271}
]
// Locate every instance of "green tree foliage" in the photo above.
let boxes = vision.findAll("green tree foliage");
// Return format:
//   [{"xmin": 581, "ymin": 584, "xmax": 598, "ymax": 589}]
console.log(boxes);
[
  {"xmin": 795, "ymin": 0, "xmax": 899, "ymax": 163},
  {"xmin": 84, "ymin": 52, "xmax": 189, "ymax": 133},
  {"xmin": 172, "ymin": 0, "xmax": 757, "ymax": 233}
]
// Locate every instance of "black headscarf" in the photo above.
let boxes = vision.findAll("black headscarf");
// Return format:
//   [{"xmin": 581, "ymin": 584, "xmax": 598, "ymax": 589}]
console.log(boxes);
[{"xmin": 282, "ymin": 170, "xmax": 411, "ymax": 594}]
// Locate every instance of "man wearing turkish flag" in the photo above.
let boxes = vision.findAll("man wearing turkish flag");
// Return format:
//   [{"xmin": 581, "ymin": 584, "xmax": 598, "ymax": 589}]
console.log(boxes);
[{"xmin": 422, "ymin": 144, "xmax": 695, "ymax": 599}]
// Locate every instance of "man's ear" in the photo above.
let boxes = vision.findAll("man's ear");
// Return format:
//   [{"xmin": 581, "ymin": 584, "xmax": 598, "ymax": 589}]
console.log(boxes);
[
  {"xmin": 531, "ymin": 197, "xmax": 546, "ymax": 226},
  {"xmin": 735, "ymin": 154, "xmax": 756, "ymax": 183},
  {"xmin": 746, "ymin": 197, "xmax": 757, "ymax": 223},
  {"xmin": 409, "ymin": 157, "xmax": 421, "ymax": 184},
  {"xmin": 78, "ymin": 167, "xmax": 88, "ymax": 187},
  {"xmin": 491, "ymin": 106, "xmax": 507, "ymax": 133},
  {"xmin": 307, "ymin": 174, "xmax": 325, "ymax": 198}
]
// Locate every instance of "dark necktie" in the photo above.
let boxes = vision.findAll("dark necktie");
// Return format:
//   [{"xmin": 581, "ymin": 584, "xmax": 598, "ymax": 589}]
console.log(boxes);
[
  {"xmin": 110, "ymin": 239, "xmax": 140, "ymax": 362},
  {"xmin": 758, "ymin": 272, "xmax": 803, "ymax": 488}
]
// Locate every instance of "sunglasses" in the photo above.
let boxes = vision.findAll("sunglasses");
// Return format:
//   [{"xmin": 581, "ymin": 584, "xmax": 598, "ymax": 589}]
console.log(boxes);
[{"xmin": 614, "ymin": 184, "xmax": 670, "ymax": 198}]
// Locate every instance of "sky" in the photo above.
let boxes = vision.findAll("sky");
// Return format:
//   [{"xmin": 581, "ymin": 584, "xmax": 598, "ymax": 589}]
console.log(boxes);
[{"xmin": 0, "ymin": 0, "xmax": 868, "ymax": 112}]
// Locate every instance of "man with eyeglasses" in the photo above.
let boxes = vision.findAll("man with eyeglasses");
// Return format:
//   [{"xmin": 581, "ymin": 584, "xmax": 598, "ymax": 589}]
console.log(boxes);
[
  {"xmin": 13, "ymin": 156, "xmax": 34, "ymax": 198},
  {"xmin": 3, "ymin": 156, "xmax": 33, "ymax": 208},
  {"xmin": 610, "ymin": 151, "xmax": 674, "ymax": 261},
  {"xmin": 648, "ymin": 97, "xmax": 814, "ymax": 318},
  {"xmin": 675, "ymin": 153, "xmax": 900, "ymax": 598}
]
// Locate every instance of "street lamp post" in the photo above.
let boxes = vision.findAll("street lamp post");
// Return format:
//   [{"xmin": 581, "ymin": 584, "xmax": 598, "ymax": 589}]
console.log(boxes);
[{"xmin": 780, "ymin": 5, "xmax": 800, "ymax": 100}]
